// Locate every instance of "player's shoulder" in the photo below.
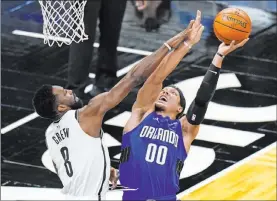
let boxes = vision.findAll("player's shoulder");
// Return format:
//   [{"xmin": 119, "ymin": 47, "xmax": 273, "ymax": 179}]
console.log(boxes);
[
  {"xmin": 136, "ymin": 110, "xmax": 157, "ymax": 125},
  {"xmin": 45, "ymin": 123, "xmax": 55, "ymax": 136},
  {"xmin": 178, "ymin": 115, "xmax": 188, "ymax": 132},
  {"xmin": 59, "ymin": 110, "xmax": 78, "ymax": 123},
  {"xmin": 179, "ymin": 115, "xmax": 187, "ymax": 124},
  {"xmin": 143, "ymin": 110, "xmax": 156, "ymax": 119}
]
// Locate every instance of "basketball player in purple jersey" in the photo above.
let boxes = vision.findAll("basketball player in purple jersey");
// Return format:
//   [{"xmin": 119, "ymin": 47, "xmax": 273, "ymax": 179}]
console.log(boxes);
[
  {"xmin": 32, "ymin": 14, "xmax": 200, "ymax": 199},
  {"xmin": 119, "ymin": 10, "xmax": 249, "ymax": 200}
]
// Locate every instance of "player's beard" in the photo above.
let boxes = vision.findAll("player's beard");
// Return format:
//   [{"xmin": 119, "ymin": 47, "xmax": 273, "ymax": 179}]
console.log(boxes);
[{"xmin": 70, "ymin": 93, "xmax": 84, "ymax": 109}]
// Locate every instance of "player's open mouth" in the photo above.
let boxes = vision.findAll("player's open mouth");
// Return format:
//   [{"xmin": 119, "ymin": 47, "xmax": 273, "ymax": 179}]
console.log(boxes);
[{"xmin": 159, "ymin": 96, "xmax": 168, "ymax": 102}]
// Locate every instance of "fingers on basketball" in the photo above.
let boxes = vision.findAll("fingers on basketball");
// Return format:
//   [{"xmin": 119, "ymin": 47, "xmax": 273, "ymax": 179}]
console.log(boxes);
[
  {"xmin": 237, "ymin": 38, "xmax": 250, "ymax": 47},
  {"xmin": 230, "ymin": 40, "xmax": 236, "ymax": 48},
  {"xmin": 219, "ymin": 42, "xmax": 225, "ymax": 48}
]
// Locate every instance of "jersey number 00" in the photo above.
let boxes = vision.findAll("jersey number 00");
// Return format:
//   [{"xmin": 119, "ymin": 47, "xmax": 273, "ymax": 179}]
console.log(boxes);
[{"xmin": 145, "ymin": 143, "xmax": 168, "ymax": 165}]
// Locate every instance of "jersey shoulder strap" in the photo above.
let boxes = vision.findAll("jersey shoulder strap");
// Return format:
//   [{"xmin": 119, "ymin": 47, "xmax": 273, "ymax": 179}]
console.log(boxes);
[{"xmin": 100, "ymin": 128, "xmax": 104, "ymax": 139}]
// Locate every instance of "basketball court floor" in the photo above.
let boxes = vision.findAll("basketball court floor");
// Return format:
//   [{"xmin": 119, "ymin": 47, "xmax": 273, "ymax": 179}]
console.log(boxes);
[{"xmin": 1, "ymin": 1, "xmax": 276, "ymax": 200}]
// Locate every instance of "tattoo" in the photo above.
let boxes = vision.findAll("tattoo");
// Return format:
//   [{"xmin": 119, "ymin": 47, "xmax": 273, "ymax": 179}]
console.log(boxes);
[
  {"xmin": 131, "ymin": 71, "xmax": 148, "ymax": 86},
  {"xmin": 126, "ymin": 50, "xmax": 164, "ymax": 87},
  {"xmin": 126, "ymin": 61, "xmax": 152, "ymax": 87}
]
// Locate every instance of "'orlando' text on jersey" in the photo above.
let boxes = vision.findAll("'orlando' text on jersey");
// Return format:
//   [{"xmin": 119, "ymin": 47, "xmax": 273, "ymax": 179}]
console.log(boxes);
[{"xmin": 119, "ymin": 112, "xmax": 187, "ymax": 200}]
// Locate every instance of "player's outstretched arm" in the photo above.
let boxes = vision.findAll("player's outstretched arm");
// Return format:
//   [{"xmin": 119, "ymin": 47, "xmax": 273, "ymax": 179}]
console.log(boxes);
[
  {"xmin": 132, "ymin": 11, "xmax": 204, "ymax": 114},
  {"xmin": 79, "ymin": 23, "xmax": 194, "ymax": 117},
  {"xmin": 181, "ymin": 38, "xmax": 249, "ymax": 149}
]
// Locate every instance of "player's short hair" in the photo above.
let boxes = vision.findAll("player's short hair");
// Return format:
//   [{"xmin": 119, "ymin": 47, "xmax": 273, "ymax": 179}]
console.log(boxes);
[
  {"xmin": 32, "ymin": 84, "xmax": 58, "ymax": 119},
  {"xmin": 168, "ymin": 85, "xmax": 186, "ymax": 119}
]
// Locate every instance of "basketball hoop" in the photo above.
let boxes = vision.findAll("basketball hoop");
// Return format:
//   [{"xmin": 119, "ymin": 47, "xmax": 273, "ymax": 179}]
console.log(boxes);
[{"xmin": 38, "ymin": 1, "xmax": 88, "ymax": 47}]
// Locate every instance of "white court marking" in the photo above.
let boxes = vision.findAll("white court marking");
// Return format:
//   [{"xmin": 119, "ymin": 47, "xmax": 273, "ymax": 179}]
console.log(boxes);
[
  {"xmin": 3, "ymin": 159, "xmax": 46, "ymax": 169},
  {"xmin": 1, "ymin": 112, "xmax": 39, "ymax": 134},
  {"xmin": 12, "ymin": 30, "xmax": 152, "ymax": 56}
]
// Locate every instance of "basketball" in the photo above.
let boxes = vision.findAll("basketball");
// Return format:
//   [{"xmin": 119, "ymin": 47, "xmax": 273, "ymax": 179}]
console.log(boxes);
[{"xmin": 213, "ymin": 8, "xmax": 252, "ymax": 44}]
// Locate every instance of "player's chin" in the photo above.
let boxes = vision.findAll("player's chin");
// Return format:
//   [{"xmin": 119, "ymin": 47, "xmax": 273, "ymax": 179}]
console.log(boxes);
[
  {"xmin": 155, "ymin": 100, "xmax": 167, "ymax": 109},
  {"xmin": 70, "ymin": 98, "xmax": 84, "ymax": 109}
]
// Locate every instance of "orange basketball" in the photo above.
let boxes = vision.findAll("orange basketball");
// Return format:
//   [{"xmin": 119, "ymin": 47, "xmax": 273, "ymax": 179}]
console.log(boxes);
[{"xmin": 213, "ymin": 8, "xmax": 252, "ymax": 44}]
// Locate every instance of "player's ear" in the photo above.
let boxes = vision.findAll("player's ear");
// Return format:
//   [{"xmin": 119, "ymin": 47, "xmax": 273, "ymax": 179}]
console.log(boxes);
[
  {"xmin": 177, "ymin": 106, "xmax": 183, "ymax": 113},
  {"xmin": 57, "ymin": 104, "xmax": 70, "ymax": 112}
]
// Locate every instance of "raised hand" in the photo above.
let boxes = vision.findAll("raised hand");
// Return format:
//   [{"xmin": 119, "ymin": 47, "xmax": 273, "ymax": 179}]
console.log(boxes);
[
  {"xmin": 185, "ymin": 10, "xmax": 205, "ymax": 46},
  {"xmin": 218, "ymin": 38, "xmax": 249, "ymax": 56},
  {"xmin": 166, "ymin": 20, "xmax": 194, "ymax": 49}
]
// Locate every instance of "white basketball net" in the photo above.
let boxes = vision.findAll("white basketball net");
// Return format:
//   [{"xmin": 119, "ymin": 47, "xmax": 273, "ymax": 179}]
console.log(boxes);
[{"xmin": 39, "ymin": 1, "xmax": 88, "ymax": 47}]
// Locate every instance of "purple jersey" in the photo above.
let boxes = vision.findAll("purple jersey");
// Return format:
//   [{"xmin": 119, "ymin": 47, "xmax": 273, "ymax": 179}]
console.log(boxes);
[{"xmin": 119, "ymin": 112, "xmax": 187, "ymax": 200}]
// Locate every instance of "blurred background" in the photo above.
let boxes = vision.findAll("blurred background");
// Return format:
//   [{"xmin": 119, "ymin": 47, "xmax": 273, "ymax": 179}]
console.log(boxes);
[{"xmin": 1, "ymin": 0, "xmax": 276, "ymax": 200}]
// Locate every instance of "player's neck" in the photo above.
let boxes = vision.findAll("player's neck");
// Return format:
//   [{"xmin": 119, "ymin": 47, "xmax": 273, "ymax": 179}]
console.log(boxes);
[
  {"xmin": 156, "ymin": 111, "xmax": 176, "ymax": 120},
  {"xmin": 53, "ymin": 112, "xmax": 66, "ymax": 122}
]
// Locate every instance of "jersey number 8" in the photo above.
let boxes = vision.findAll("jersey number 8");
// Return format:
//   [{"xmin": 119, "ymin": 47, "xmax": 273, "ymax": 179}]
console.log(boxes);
[
  {"xmin": 60, "ymin": 147, "xmax": 73, "ymax": 177},
  {"xmin": 145, "ymin": 143, "xmax": 168, "ymax": 165}
]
